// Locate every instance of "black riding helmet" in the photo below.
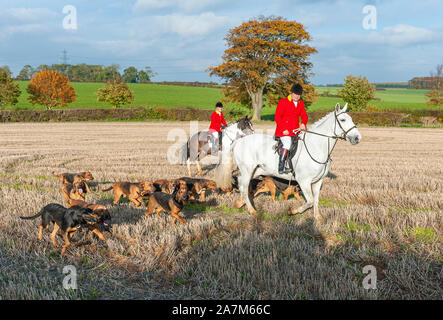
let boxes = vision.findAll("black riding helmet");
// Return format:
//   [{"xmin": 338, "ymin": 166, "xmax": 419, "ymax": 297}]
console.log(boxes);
[{"xmin": 290, "ymin": 83, "xmax": 303, "ymax": 95}]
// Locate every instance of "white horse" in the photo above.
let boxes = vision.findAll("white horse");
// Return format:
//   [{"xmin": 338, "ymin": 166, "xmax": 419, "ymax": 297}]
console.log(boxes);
[
  {"xmin": 179, "ymin": 116, "xmax": 254, "ymax": 176},
  {"xmin": 215, "ymin": 103, "xmax": 362, "ymax": 222}
]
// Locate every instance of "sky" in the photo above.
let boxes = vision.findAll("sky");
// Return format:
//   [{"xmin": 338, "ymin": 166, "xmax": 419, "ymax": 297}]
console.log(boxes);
[{"xmin": 0, "ymin": 0, "xmax": 442, "ymax": 85}]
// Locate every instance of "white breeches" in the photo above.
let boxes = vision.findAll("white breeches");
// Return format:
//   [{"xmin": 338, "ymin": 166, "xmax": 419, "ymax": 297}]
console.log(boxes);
[
  {"xmin": 280, "ymin": 136, "xmax": 292, "ymax": 150},
  {"xmin": 211, "ymin": 131, "xmax": 219, "ymax": 141}
]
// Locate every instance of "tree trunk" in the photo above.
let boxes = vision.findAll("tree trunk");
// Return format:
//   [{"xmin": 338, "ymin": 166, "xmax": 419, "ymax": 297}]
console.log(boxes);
[{"xmin": 250, "ymin": 89, "xmax": 264, "ymax": 121}]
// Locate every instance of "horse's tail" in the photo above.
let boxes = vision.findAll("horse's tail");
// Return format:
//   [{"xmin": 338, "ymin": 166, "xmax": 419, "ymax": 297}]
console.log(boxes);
[
  {"xmin": 178, "ymin": 141, "xmax": 189, "ymax": 165},
  {"xmin": 215, "ymin": 142, "xmax": 235, "ymax": 189}
]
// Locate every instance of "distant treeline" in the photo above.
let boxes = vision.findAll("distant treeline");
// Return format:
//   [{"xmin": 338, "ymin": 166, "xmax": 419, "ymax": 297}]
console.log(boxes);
[
  {"xmin": 408, "ymin": 77, "xmax": 443, "ymax": 89},
  {"xmin": 13, "ymin": 64, "xmax": 156, "ymax": 83},
  {"xmin": 151, "ymin": 81, "xmax": 223, "ymax": 88},
  {"xmin": 325, "ymin": 82, "xmax": 409, "ymax": 88}
]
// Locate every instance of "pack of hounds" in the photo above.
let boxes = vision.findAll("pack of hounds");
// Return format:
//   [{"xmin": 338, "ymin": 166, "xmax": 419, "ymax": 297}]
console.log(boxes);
[{"xmin": 20, "ymin": 170, "xmax": 302, "ymax": 256}]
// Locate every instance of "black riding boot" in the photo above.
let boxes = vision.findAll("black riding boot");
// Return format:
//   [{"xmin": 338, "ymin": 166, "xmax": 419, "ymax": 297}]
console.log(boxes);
[{"xmin": 278, "ymin": 148, "xmax": 291, "ymax": 174}]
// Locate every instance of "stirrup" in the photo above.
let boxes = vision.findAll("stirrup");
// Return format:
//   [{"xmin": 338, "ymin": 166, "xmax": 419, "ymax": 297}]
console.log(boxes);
[{"xmin": 279, "ymin": 167, "xmax": 291, "ymax": 174}]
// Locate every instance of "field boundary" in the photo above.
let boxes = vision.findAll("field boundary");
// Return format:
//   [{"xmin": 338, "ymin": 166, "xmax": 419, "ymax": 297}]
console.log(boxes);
[{"xmin": 0, "ymin": 107, "xmax": 441, "ymax": 127}]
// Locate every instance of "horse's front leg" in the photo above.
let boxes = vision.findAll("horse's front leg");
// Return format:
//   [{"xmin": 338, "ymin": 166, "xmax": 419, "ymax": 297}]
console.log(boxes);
[
  {"xmin": 289, "ymin": 179, "xmax": 313, "ymax": 216},
  {"xmin": 311, "ymin": 179, "xmax": 324, "ymax": 223},
  {"xmin": 186, "ymin": 159, "xmax": 192, "ymax": 177},
  {"xmin": 196, "ymin": 160, "xmax": 202, "ymax": 176},
  {"xmin": 234, "ymin": 172, "xmax": 257, "ymax": 215}
]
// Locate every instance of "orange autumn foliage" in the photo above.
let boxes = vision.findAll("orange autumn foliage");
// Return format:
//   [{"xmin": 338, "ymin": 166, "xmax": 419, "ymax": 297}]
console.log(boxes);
[
  {"xmin": 208, "ymin": 16, "xmax": 318, "ymax": 120},
  {"xmin": 27, "ymin": 70, "xmax": 76, "ymax": 109}
]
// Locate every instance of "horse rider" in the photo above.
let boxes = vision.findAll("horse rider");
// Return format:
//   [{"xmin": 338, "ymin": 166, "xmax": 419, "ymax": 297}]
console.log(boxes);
[
  {"xmin": 209, "ymin": 101, "xmax": 227, "ymax": 155},
  {"xmin": 274, "ymin": 83, "xmax": 308, "ymax": 174}
]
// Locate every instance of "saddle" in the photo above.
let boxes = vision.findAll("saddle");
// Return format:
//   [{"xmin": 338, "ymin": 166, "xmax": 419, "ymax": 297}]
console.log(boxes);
[{"xmin": 273, "ymin": 136, "xmax": 300, "ymax": 172}]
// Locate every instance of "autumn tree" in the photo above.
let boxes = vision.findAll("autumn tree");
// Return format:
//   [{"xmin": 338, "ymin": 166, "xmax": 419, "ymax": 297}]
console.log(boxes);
[
  {"xmin": 208, "ymin": 16, "xmax": 318, "ymax": 121},
  {"xmin": 0, "ymin": 68, "xmax": 21, "ymax": 109},
  {"xmin": 338, "ymin": 75, "xmax": 376, "ymax": 111},
  {"xmin": 425, "ymin": 64, "xmax": 443, "ymax": 115},
  {"xmin": 27, "ymin": 70, "xmax": 76, "ymax": 110},
  {"xmin": 96, "ymin": 78, "xmax": 134, "ymax": 108}
]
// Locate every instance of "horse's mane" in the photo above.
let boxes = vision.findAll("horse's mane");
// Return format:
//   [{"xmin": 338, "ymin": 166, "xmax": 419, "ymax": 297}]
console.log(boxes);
[{"xmin": 309, "ymin": 111, "xmax": 334, "ymax": 129}]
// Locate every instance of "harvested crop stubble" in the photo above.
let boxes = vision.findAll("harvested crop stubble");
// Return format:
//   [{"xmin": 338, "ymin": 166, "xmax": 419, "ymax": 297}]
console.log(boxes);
[{"xmin": 0, "ymin": 122, "xmax": 442, "ymax": 299}]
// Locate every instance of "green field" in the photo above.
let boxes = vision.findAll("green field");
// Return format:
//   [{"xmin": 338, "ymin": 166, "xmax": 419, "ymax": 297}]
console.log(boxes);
[
  {"xmin": 315, "ymin": 87, "xmax": 430, "ymax": 112},
  {"xmin": 13, "ymin": 81, "xmax": 225, "ymax": 110},
  {"xmin": 8, "ymin": 81, "xmax": 433, "ymax": 117}
]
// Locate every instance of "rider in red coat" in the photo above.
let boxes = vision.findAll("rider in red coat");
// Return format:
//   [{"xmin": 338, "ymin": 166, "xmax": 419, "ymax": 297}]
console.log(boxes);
[
  {"xmin": 275, "ymin": 83, "xmax": 308, "ymax": 174},
  {"xmin": 209, "ymin": 102, "xmax": 227, "ymax": 154}
]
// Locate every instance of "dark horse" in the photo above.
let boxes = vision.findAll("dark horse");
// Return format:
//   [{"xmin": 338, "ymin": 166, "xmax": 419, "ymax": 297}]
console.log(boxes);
[{"xmin": 179, "ymin": 116, "xmax": 254, "ymax": 176}]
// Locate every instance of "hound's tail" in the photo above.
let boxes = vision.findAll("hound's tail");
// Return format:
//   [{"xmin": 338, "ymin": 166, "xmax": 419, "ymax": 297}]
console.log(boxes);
[
  {"xmin": 101, "ymin": 186, "xmax": 113, "ymax": 192},
  {"xmin": 20, "ymin": 209, "xmax": 44, "ymax": 220},
  {"xmin": 51, "ymin": 171, "xmax": 60, "ymax": 178}
]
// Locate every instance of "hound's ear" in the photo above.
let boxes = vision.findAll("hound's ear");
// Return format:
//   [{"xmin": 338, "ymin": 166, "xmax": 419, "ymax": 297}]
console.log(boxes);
[
  {"xmin": 335, "ymin": 103, "xmax": 341, "ymax": 112},
  {"xmin": 342, "ymin": 103, "xmax": 348, "ymax": 112}
]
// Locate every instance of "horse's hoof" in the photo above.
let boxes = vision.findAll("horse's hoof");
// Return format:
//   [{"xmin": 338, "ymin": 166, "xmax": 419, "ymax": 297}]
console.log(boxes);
[
  {"xmin": 315, "ymin": 215, "xmax": 324, "ymax": 224},
  {"xmin": 247, "ymin": 206, "xmax": 258, "ymax": 215},
  {"xmin": 234, "ymin": 200, "xmax": 245, "ymax": 209}
]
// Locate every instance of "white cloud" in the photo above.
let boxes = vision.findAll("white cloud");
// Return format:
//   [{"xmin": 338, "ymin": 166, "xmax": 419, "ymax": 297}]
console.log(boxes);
[
  {"xmin": 151, "ymin": 12, "xmax": 232, "ymax": 37},
  {"xmin": 0, "ymin": 8, "xmax": 57, "ymax": 39},
  {"xmin": 378, "ymin": 24, "xmax": 434, "ymax": 46},
  {"xmin": 0, "ymin": 24, "xmax": 50, "ymax": 40},
  {"xmin": 133, "ymin": 0, "xmax": 227, "ymax": 13},
  {"xmin": 0, "ymin": 8, "xmax": 57, "ymax": 23},
  {"xmin": 133, "ymin": 0, "xmax": 170, "ymax": 10},
  {"xmin": 313, "ymin": 24, "xmax": 437, "ymax": 49}
]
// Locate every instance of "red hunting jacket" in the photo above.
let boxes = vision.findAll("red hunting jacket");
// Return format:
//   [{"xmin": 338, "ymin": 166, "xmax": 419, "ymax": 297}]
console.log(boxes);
[
  {"xmin": 209, "ymin": 111, "xmax": 227, "ymax": 132},
  {"xmin": 275, "ymin": 96, "xmax": 308, "ymax": 137}
]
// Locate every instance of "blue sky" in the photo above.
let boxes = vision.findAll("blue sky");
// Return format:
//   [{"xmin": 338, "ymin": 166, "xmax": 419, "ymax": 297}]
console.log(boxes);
[{"xmin": 0, "ymin": 0, "xmax": 442, "ymax": 84}]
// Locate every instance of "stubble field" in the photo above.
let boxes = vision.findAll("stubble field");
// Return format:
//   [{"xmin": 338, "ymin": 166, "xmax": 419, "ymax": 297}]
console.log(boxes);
[{"xmin": 0, "ymin": 121, "xmax": 441, "ymax": 300}]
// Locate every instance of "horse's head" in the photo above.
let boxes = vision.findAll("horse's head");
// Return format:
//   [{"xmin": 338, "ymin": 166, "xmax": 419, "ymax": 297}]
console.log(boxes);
[
  {"xmin": 236, "ymin": 116, "xmax": 254, "ymax": 136},
  {"xmin": 334, "ymin": 103, "xmax": 362, "ymax": 145}
]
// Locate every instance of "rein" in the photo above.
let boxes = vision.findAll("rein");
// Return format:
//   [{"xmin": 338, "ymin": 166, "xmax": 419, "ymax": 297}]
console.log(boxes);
[{"xmin": 294, "ymin": 111, "xmax": 356, "ymax": 165}]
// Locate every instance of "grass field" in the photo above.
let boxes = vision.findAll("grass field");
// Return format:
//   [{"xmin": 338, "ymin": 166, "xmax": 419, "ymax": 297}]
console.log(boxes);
[
  {"xmin": 315, "ymin": 87, "xmax": 431, "ymax": 112},
  {"xmin": 10, "ymin": 81, "xmax": 433, "ymax": 117},
  {"xmin": 0, "ymin": 122, "xmax": 441, "ymax": 299},
  {"xmin": 14, "ymin": 81, "xmax": 226, "ymax": 110}
]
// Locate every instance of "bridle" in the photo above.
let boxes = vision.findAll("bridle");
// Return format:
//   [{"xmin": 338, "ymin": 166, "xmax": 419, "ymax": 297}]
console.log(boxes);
[
  {"xmin": 297, "ymin": 111, "xmax": 357, "ymax": 141},
  {"xmin": 294, "ymin": 111, "xmax": 357, "ymax": 165},
  {"xmin": 333, "ymin": 111, "xmax": 357, "ymax": 141},
  {"xmin": 224, "ymin": 119, "xmax": 254, "ymax": 141}
]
